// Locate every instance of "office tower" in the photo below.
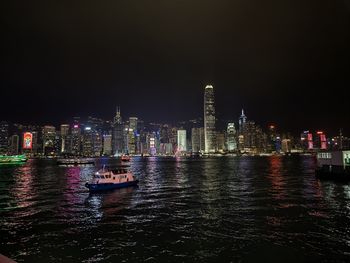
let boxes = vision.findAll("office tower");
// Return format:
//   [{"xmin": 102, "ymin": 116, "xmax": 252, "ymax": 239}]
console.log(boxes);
[
  {"xmin": 239, "ymin": 109, "xmax": 247, "ymax": 132},
  {"xmin": 177, "ymin": 129, "xmax": 187, "ymax": 152},
  {"xmin": 112, "ymin": 107, "xmax": 124, "ymax": 155},
  {"xmin": 82, "ymin": 127, "xmax": 94, "ymax": 156},
  {"xmin": 282, "ymin": 139, "xmax": 292, "ymax": 153},
  {"xmin": 129, "ymin": 117, "xmax": 138, "ymax": 132},
  {"xmin": 93, "ymin": 131, "xmax": 102, "ymax": 156},
  {"xmin": 216, "ymin": 131, "xmax": 226, "ymax": 152},
  {"xmin": 204, "ymin": 85, "xmax": 216, "ymax": 153},
  {"xmin": 226, "ymin": 123, "xmax": 237, "ymax": 152},
  {"xmin": 315, "ymin": 131, "xmax": 327, "ymax": 150},
  {"xmin": 42, "ymin": 125, "xmax": 56, "ymax": 155},
  {"xmin": 126, "ymin": 128, "xmax": 136, "ymax": 154},
  {"xmin": 0, "ymin": 121, "xmax": 9, "ymax": 154},
  {"xmin": 191, "ymin": 127, "xmax": 201, "ymax": 153},
  {"xmin": 9, "ymin": 135, "xmax": 19, "ymax": 155},
  {"xmin": 60, "ymin": 124, "xmax": 70, "ymax": 153},
  {"xmin": 71, "ymin": 124, "xmax": 82, "ymax": 155},
  {"xmin": 103, "ymin": 134, "xmax": 112, "ymax": 155}
]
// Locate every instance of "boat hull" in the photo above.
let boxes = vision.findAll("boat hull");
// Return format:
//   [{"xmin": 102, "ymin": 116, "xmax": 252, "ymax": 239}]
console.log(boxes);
[{"xmin": 85, "ymin": 180, "xmax": 139, "ymax": 192}]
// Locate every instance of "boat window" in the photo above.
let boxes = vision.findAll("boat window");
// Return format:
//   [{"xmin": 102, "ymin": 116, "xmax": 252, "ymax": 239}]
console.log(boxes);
[
  {"xmin": 113, "ymin": 177, "xmax": 115, "ymax": 180},
  {"xmin": 95, "ymin": 175, "xmax": 100, "ymax": 179},
  {"xmin": 101, "ymin": 176, "xmax": 105, "ymax": 179}
]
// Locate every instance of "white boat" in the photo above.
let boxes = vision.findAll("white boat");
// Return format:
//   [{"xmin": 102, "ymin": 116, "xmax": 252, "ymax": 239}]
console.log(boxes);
[{"xmin": 85, "ymin": 166, "xmax": 138, "ymax": 192}]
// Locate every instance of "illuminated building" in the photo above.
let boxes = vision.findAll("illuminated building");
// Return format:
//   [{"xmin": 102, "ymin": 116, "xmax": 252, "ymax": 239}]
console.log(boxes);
[
  {"xmin": 42, "ymin": 125, "xmax": 56, "ymax": 156},
  {"xmin": 0, "ymin": 121, "xmax": 9, "ymax": 154},
  {"xmin": 103, "ymin": 134, "xmax": 112, "ymax": 155},
  {"xmin": 60, "ymin": 124, "xmax": 70, "ymax": 153},
  {"xmin": 204, "ymin": 85, "xmax": 216, "ymax": 153},
  {"xmin": 300, "ymin": 131, "xmax": 314, "ymax": 151},
  {"xmin": 226, "ymin": 123, "xmax": 237, "ymax": 152},
  {"xmin": 282, "ymin": 139, "xmax": 292, "ymax": 153},
  {"xmin": 112, "ymin": 106, "xmax": 125, "ymax": 155},
  {"xmin": 191, "ymin": 127, "xmax": 204, "ymax": 153},
  {"xmin": 126, "ymin": 128, "xmax": 136, "ymax": 154},
  {"xmin": 129, "ymin": 117, "xmax": 138, "ymax": 132},
  {"xmin": 239, "ymin": 109, "xmax": 247, "ymax": 132},
  {"xmin": 177, "ymin": 129, "xmax": 187, "ymax": 152},
  {"xmin": 315, "ymin": 131, "xmax": 327, "ymax": 150},
  {"xmin": 9, "ymin": 135, "xmax": 19, "ymax": 155},
  {"xmin": 238, "ymin": 110, "xmax": 247, "ymax": 151},
  {"xmin": 93, "ymin": 132, "xmax": 103, "ymax": 156},
  {"xmin": 216, "ymin": 131, "xmax": 226, "ymax": 152},
  {"xmin": 82, "ymin": 127, "xmax": 94, "ymax": 156},
  {"xmin": 71, "ymin": 124, "xmax": 82, "ymax": 155}
]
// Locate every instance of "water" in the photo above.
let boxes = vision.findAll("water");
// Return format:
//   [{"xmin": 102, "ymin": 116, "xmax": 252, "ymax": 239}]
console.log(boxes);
[{"xmin": 0, "ymin": 156, "xmax": 350, "ymax": 262}]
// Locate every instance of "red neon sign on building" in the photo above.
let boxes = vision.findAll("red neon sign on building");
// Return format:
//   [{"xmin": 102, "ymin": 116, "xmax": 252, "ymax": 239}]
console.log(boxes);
[{"xmin": 23, "ymin": 132, "xmax": 33, "ymax": 149}]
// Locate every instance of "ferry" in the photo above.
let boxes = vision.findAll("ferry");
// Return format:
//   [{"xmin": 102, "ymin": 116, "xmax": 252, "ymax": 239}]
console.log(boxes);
[
  {"xmin": 0, "ymin": 155, "xmax": 27, "ymax": 164},
  {"xmin": 316, "ymin": 150, "xmax": 350, "ymax": 181},
  {"xmin": 85, "ymin": 166, "xmax": 138, "ymax": 192},
  {"xmin": 57, "ymin": 157, "xmax": 95, "ymax": 166}
]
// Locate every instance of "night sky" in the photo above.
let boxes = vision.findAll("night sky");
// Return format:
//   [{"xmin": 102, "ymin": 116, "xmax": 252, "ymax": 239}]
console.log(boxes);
[{"xmin": 1, "ymin": 1, "xmax": 349, "ymax": 134}]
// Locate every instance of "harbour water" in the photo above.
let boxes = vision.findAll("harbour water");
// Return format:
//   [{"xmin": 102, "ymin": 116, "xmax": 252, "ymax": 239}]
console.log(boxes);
[{"xmin": 0, "ymin": 156, "xmax": 350, "ymax": 262}]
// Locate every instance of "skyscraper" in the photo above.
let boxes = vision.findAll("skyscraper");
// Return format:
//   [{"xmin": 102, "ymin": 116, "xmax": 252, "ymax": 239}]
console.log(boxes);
[
  {"xmin": 191, "ymin": 127, "xmax": 204, "ymax": 153},
  {"xmin": 42, "ymin": 125, "xmax": 56, "ymax": 156},
  {"xmin": 239, "ymin": 109, "xmax": 247, "ymax": 132},
  {"xmin": 226, "ymin": 123, "xmax": 237, "ymax": 152},
  {"xmin": 0, "ymin": 121, "xmax": 9, "ymax": 154},
  {"xmin": 204, "ymin": 85, "xmax": 216, "ymax": 153},
  {"xmin": 177, "ymin": 129, "xmax": 187, "ymax": 152},
  {"xmin": 112, "ymin": 106, "xmax": 124, "ymax": 155}
]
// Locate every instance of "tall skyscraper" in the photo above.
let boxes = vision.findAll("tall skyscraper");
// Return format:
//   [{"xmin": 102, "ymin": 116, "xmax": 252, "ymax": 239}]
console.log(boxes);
[
  {"xmin": 191, "ymin": 127, "xmax": 204, "ymax": 153},
  {"xmin": 204, "ymin": 85, "xmax": 216, "ymax": 153},
  {"xmin": 9, "ymin": 135, "xmax": 19, "ymax": 155},
  {"xmin": 71, "ymin": 124, "xmax": 82, "ymax": 155},
  {"xmin": 129, "ymin": 117, "xmax": 138, "ymax": 132},
  {"xmin": 60, "ymin": 124, "xmax": 70, "ymax": 153},
  {"xmin": 42, "ymin": 125, "xmax": 56, "ymax": 155},
  {"xmin": 226, "ymin": 123, "xmax": 237, "ymax": 152},
  {"xmin": 239, "ymin": 109, "xmax": 247, "ymax": 132},
  {"xmin": 0, "ymin": 121, "xmax": 9, "ymax": 154},
  {"xmin": 112, "ymin": 106, "xmax": 125, "ymax": 155},
  {"xmin": 103, "ymin": 134, "xmax": 112, "ymax": 155},
  {"xmin": 177, "ymin": 129, "xmax": 187, "ymax": 152}
]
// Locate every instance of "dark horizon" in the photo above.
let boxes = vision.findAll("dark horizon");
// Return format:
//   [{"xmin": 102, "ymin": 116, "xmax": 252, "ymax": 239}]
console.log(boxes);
[{"xmin": 1, "ymin": 1, "xmax": 349, "ymax": 135}]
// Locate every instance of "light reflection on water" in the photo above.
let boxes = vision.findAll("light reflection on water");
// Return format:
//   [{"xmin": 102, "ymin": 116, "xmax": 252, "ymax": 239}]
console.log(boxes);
[{"xmin": 0, "ymin": 156, "xmax": 350, "ymax": 262}]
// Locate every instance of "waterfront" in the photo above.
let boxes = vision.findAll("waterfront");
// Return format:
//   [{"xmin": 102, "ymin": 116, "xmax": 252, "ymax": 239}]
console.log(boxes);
[{"xmin": 0, "ymin": 156, "xmax": 350, "ymax": 262}]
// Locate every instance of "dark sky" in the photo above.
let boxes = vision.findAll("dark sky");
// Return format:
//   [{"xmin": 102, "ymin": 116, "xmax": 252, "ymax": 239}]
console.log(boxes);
[{"xmin": 1, "ymin": 0, "xmax": 349, "ymax": 135}]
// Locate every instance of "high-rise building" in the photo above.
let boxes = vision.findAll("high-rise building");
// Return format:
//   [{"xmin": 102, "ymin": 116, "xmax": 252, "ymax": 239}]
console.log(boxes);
[
  {"xmin": 126, "ymin": 128, "xmax": 136, "ymax": 154},
  {"xmin": 177, "ymin": 129, "xmax": 187, "ymax": 152},
  {"xmin": 60, "ymin": 124, "xmax": 70, "ymax": 153},
  {"xmin": 103, "ymin": 134, "xmax": 112, "ymax": 155},
  {"xmin": 112, "ymin": 107, "xmax": 125, "ymax": 155},
  {"xmin": 82, "ymin": 127, "xmax": 94, "ymax": 156},
  {"xmin": 42, "ymin": 125, "xmax": 56, "ymax": 156},
  {"xmin": 0, "ymin": 121, "xmax": 9, "ymax": 154},
  {"xmin": 191, "ymin": 127, "xmax": 205, "ymax": 153},
  {"xmin": 239, "ymin": 109, "xmax": 247, "ymax": 132},
  {"xmin": 282, "ymin": 139, "xmax": 292, "ymax": 153},
  {"xmin": 71, "ymin": 124, "xmax": 82, "ymax": 155},
  {"xmin": 9, "ymin": 135, "xmax": 19, "ymax": 155},
  {"xmin": 226, "ymin": 123, "xmax": 237, "ymax": 152},
  {"xmin": 129, "ymin": 117, "xmax": 138, "ymax": 132},
  {"xmin": 216, "ymin": 131, "xmax": 226, "ymax": 152},
  {"xmin": 204, "ymin": 85, "xmax": 216, "ymax": 153}
]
